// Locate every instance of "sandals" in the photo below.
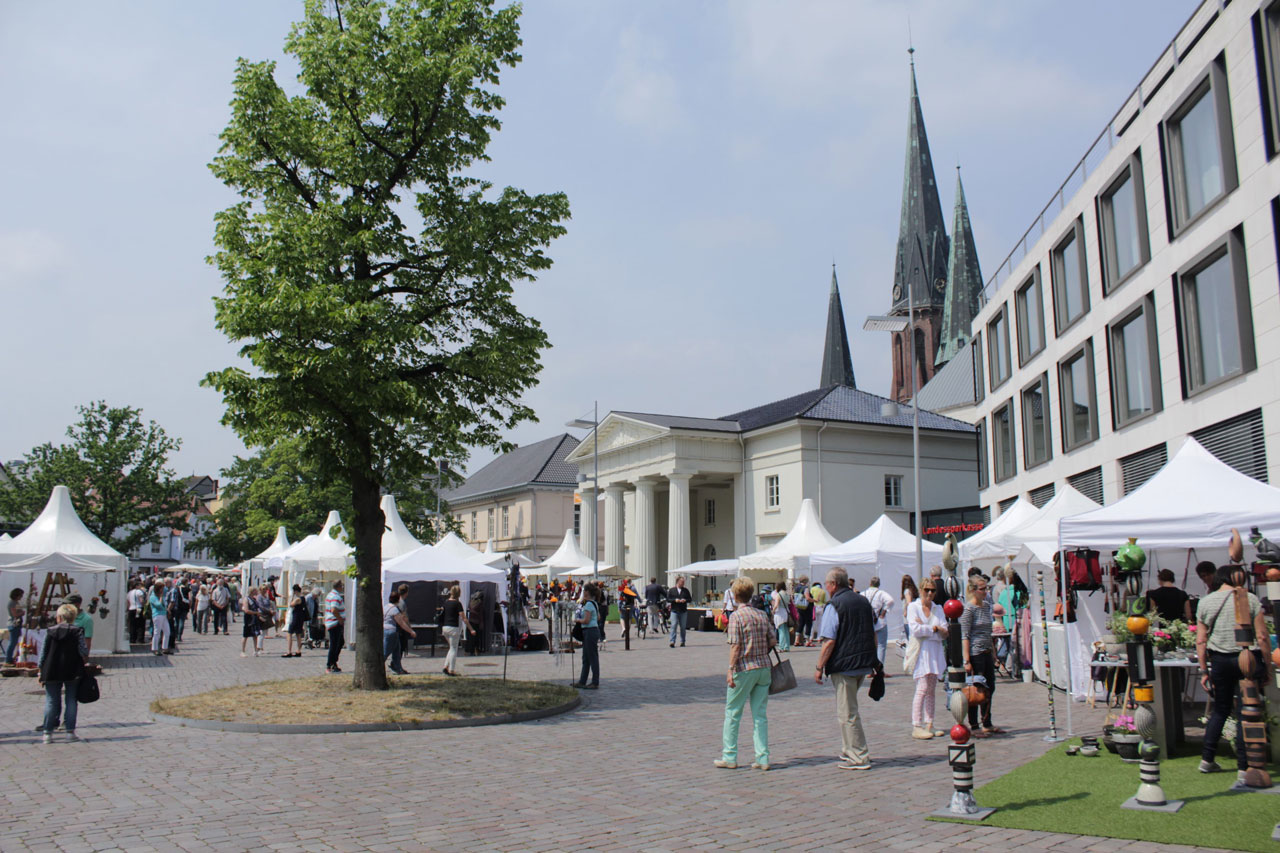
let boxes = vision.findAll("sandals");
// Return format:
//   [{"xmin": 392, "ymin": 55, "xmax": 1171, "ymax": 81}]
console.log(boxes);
[{"xmin": 983, "ymin": 726, "xmax": 1006, "ymax": 735}]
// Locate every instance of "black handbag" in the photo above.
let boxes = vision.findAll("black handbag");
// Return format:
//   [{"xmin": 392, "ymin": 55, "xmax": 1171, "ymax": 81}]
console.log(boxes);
[
  {"xmin": 867, "ymin": 665, "xmax": 885, "ymax": 702},
  {"xmin": 76, "ymin": 674, "xmax": 100, "ymax": 704}
]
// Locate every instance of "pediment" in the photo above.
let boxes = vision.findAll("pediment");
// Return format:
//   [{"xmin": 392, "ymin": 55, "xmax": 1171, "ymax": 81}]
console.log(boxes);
[{"xmin": 565, "ymin": 415, "xmax": 666, "ymax": 462}]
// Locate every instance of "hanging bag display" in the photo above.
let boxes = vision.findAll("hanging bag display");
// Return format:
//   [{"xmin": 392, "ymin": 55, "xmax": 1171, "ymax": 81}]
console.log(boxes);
[{"xmin": 1066, "ymin": 548, "xmax": 1102, "ymax": 590}]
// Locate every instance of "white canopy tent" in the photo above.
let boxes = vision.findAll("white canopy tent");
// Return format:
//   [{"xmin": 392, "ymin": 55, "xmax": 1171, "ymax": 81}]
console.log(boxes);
[
  {"xmin": 0, "ymin": 533, "xmax": 11, "ymax": 541},
  {"xmin": 957, "ymin": 498, "xmax": 1038, "ymax": 566},
  {"xmin": 0, "ymin": 485, "xmax": 130, "ymax": 652},
  {"xmin": 240, "ymin": 526, "xmax": 291, "ymax": 590},
  {"xmin": 669, "ymin": 558, "xmax": 739, "ymax": 581},
  {"xmin": 540, "ymin": 529, "xmax": 617, "ymax": 576},
  {"xmin": 738, "ymin": 499, "xmax": 841, "ymax": 580},
  {"xmin": 1007, "ymin": 486, "xmax": 1102, "ymax": 567},
  {"xmin": 380, "ymin": 495, "xmax": 424, "ymax": 561},
  {"xmin": 382, "ymin": 540, "xmax": 509, "ymax": 639},
  {"xmin": 810, "ymin": 514, "xmax": 944, "ymax": 638}
]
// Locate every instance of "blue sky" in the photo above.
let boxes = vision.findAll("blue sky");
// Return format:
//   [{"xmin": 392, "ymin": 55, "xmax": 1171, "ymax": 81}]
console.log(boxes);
[{"xmin": 0, "ymin": 0, "xmax": 1200, "ymax": 478}]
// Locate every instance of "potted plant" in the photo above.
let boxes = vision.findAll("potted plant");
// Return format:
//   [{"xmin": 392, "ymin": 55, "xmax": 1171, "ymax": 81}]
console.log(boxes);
[{"xmin": 1104, "ymin": 714, "xmax": 1142, "ymax": 760}]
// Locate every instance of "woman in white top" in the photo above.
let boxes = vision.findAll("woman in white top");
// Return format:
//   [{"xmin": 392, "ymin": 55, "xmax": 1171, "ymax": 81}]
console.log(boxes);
[
  {"xmin": 195, "ymin": 585, "xmax": 211, "ymax": 634},
  {"xmin": 770, "ymin": 583, "xmax": 791, "ymax": 651},
  {"xmin": 906, "ymin": 578, "xmax": 948, "ymax": 739}
]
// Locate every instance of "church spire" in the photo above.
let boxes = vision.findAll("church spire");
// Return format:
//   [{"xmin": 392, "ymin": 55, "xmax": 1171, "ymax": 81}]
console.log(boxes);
[
  {"xmin": 936, "ymin": 167, "xmax": 984, "ymax": 368},
  {"xmin": 820, "ymin": 265, "xmax": 856, "ymax": 388},
  {"xmin": 891, "ymin": 56, "xmax": 949, "ymax": 314}
]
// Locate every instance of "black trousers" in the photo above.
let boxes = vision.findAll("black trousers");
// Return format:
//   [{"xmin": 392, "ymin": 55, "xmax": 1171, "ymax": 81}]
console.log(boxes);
[
  {"xmin": 212, "ymin": 607, "xmax": 228, "ymax": 634},
  {"xmin": 967, "ymin": 650, "xmax": 996, "ymax": 728},
  {"xmin": 1203, "ymin": 650, "xmax": 1257, "ymax": 769},
  {"xmin": 326, "ymin": 626, "xmax": 344, "ymax": 669},
  {"xmin": 127, "ymin": 611, "xmax": 145, "ymax": 644},
  {"xmin": 796, "ymin": 606, "xmax": 813, "ymax": 639}
]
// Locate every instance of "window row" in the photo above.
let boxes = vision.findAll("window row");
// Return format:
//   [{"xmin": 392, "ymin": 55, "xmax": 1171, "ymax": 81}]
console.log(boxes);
[
  {"xmin": 977, "ymin": 228, "xmax": 1256, "ymax": 485},
  {"xmin": 984, "ymin": 52, "xmax": 1243, "ymax": 397}
]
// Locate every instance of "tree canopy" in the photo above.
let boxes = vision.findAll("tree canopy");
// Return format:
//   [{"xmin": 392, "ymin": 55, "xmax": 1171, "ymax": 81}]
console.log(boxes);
[
  {"xmin": 204, "ymin": 0, "xmax": 568, "ymax": 688},
  {"xmin": 0, "ymin": 401, "xmax": 192, "ymax": 554}
]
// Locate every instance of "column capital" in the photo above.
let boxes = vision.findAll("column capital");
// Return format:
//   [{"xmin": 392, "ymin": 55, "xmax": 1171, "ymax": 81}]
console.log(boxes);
[
  {"xmin": 666, "ymin": 471, "xmax": 695, "ymax": 483},
  {"xmin": 603, "ymin": 483, "xmax": 627, "ymax": 496}
]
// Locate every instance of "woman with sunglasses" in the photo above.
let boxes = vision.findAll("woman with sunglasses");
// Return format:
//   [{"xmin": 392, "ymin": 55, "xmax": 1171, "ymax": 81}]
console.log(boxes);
[{"xmin": 906, "ymin": 579, "xmax": 948, "ymax": 739}]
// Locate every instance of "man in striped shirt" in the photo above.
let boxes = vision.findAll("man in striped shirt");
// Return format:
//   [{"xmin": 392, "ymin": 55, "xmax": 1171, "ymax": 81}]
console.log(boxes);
[{"xmin": 324, "ymin": 580, "xmax": 345, "ymax": 674}]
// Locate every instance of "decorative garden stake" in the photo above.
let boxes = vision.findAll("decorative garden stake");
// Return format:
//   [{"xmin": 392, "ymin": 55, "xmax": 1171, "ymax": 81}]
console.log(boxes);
[
  {"xmin": 931, "ymin": 596, "xmax": 993, "ymax": 821},
  {"xmin": 1035, "ymin": 570, "xmax": 1061, "ymax": 742},
  {"xmin": 1116, "ymin": 539, "xmax": 1183, "ymax": 812},
  {"xmin": 1225, "ymin": 557, "xmax": 1273, "ymax": 789}
]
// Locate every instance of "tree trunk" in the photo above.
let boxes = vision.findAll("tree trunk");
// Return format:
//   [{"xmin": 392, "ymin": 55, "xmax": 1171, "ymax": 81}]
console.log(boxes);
[{"xmin": 350, "ymin": 469, "xmax": 388, "ymax": 690}]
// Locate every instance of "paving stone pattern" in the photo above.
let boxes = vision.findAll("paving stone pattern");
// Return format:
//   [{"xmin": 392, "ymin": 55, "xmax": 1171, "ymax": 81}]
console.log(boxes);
[{"xmin": 0, "ymin": 624, "xmax": 1223, "ymax": 852}]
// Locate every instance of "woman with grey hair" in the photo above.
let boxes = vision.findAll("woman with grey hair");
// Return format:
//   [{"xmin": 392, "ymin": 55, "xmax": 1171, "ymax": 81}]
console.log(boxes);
[
  {"xmin": 716, "ymin": 577, "xmax": 776, "ymax": 770},
  {"xmin": 38, "ymin": 603, "xmax": 88, "ymax": 744}
]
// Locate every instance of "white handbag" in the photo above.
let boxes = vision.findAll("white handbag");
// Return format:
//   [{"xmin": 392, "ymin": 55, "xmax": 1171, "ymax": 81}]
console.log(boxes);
[{"xmin": 902, "ymin": 634, "xmax": 920, "ymax": 674}]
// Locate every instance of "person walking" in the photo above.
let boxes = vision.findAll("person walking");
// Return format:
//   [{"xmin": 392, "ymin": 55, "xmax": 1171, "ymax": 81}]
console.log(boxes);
[
  {"xmin": 194, "ymin": 584, "xmax": 211, "ymax": 634},
  {"xmin": 240, "ymin": 586, "xmax": 263, "ymax": 657},
  {"xmin": 813, "ymin": 567, "xmax": 877, "ymax": 770},
  {"xmin": 959, "ymin": 576, "xmax": 1001, "ymax": 736},
  {"xmin": 618, "ymin": 579, "xmax": 639, "ymax": 649},
  {"xmin": 228, "ymin": 578, "xmax": 241, "ymax": 622},
  {"xmin": 210, "ymin": 579, "xmax": 230, "ymax": 635},
  {"xmin": 284, "ymin": 585, "xmax": 308, "ymax": 657},
  {"xmin": 38, "ymin": 603, "xmax": 88, "ymax": 745},
  {"xmin": 1196, "ymin": 565, "xmax": 1274, "ymax": 782},
  {"xmin": 770, "ymin": 583, "xmax": 791, "ymax": 652},
  {"xmin": 906, "ymin": 578, "xmax": 947, "ymax": 739},
  {"xmin": 900, "ymin": 575, "xmax": 919, "ymax": 642},
  {"xmin": 324, "ymin": 580, "xmax": 345, "ymax": 674},
  {"xmin": 715, "ymin": 577, "xmax": 776, "ymax": 771},
  {"xmin": 792, "ymin": 577, "xmax": 813, "ymax": 648},
  {"xmin": 6, "ymin": 588, "xmax": 25, "ymax": 664},
  {"xmin": 382, "ymin": 591, "xmax": 415, "ymax": 675},
  {"xmin": 668, "ymin": 576, "xmax": 692, "ymax": 647},
  {"xmin": 644, "ymin": 576, "xmax": 664, "ymax": 637},
  {"xmin": 439, "ymin": 585, "xmax": 473, "ymax": 676},
  {"xmin": 570, "ymin": 583, "xmax": 602, "ymax": 689},
  {"xmin": 149, "ymin": 581, "xmax": 170, "ymax": 656},
  {"xmin": 808, "ymin": 578, "xmax": 828, "ymax": 646},
  {"xmin": 865, "ymin": 577, "xmax": 893, "ymax": 670},
  {"xmin": 125, "ymin": 581, "xmax": 145, "ymax": 645}
]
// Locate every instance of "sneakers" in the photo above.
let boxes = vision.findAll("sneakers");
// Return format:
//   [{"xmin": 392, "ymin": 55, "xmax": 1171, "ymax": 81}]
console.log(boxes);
[
  {"xmin": 41, "ymin": 733, "xmax": 52, "ymax": 745},
  {"xmin": 669, "ymin": 642, "xmax": 675, "ymax": 648},
  {"xmin": 838, "ymin": 760, "xmax": 872, "ymax": 771},
  {"xmin": 66, "ymin": 732, "xmax": 80, "ymax": 743},
  {"xmin": 712, "ymin": 759, "xmax": 737, "ymax": 769},
  {"xmin": 750, "ymin": 762, "xmax": 770, "ymax": 771},
  {"xmin": 1199, "ymin": 759, "xmax": 1223, "ymax": 774}
]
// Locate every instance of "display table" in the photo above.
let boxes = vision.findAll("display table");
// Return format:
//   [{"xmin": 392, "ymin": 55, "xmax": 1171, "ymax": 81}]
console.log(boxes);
[{"xmin": 1089, "ymin": 658, "xmax": 1197, "ymax": 754}]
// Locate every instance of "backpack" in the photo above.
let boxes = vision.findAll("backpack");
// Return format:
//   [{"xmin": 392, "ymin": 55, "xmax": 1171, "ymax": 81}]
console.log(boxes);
[{"xmin": 1066, "ymin": 549, "xmax": 1102, "ymax": 590}]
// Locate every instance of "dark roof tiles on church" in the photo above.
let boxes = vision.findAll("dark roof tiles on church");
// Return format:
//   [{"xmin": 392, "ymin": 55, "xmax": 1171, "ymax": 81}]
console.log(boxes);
[{"xmin": 444, "ymin": 433, "xmax": 581, "ymax": 502}]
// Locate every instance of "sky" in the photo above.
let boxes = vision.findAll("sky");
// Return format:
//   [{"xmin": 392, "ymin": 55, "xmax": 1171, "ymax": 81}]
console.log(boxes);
[{"xmin": 0, "ymin": 0, "xmax": 1202, "ymax": 480}]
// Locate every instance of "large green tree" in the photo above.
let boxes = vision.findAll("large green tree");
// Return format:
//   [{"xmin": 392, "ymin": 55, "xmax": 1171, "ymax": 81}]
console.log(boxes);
[
  {"xmin": 0, "ymin": 401, "xmax": 192, "ymax": 554},
  {"xmin": 204, "ymin": 0, "xmax": 568, "ymax": 689},
  {"xmin": 197, "ymin": 437, "xmax": 458, "ymax": 565}
]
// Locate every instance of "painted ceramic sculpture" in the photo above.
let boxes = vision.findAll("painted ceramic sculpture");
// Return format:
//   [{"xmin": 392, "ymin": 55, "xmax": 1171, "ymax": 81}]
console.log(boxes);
[
  {"xmin": 941, "ymin": 533, "xmax": 962, "ymax": 601},
  {"xmin": 1117, "ymin": 539, "xmax": 1171, "ymax": 807},
  {"xmin": 1225, "ymin": 560, "xmax": 1273, "ymax": 788}
]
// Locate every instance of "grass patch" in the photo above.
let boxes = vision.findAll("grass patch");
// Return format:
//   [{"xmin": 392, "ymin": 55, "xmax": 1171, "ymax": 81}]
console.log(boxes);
[
  {"xmin": 929, "ymin": 739, "xmax": 1278, "ymax": 851},
  {"xmin": 151, "ymin": 675, "xmax": 577, "ymax": 725}
]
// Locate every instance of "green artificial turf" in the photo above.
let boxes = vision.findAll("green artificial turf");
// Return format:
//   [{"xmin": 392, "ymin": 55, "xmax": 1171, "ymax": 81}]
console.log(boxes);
[{"xmin": 928, "ymin": 739, "xmax": 1278, "ymax": 851}]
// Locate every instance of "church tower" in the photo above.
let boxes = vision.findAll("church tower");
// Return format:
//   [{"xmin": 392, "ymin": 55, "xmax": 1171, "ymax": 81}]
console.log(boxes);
[
  {"xmin": 889, "ymin": 53, "xmax": 950, "ymax": 403},
  {"xmin": 935, "ymin": 167, "xmax": 985, "ymax": 368},
  {"xmin": 820, "ymin": 265, "xmax": 856, "ymax": 388}
]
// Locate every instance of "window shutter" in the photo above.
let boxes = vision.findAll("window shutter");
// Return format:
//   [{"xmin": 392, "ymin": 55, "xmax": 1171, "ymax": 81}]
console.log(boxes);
[
  {"xmin": 1029, "ymin": 483, "xmax": 1056, "ymax": 508},
  {"xmin": 1067, "ymin": 467, "xmax": 1104, "ymax": 505},
  {"xmin": 998, "ymin": 496, "xmax": 1018, "ymax": 513},
  {"xmin": 1120, "ymin": 443, "xmax": 1167, "ymax": 495},
  {"xmin": 1191, "ymin": 408, "xmax": 1267, "ymax": 482}
]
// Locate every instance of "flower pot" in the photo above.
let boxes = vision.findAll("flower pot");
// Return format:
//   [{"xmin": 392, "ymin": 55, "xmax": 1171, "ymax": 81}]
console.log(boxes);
[
  {"xmin": 1102, "ymin": 734, "xmax": 1119, "ymax": 754},
  {"xmin": 1110, "ymin": 732, "xmax": 1141, "ymax": 762}
]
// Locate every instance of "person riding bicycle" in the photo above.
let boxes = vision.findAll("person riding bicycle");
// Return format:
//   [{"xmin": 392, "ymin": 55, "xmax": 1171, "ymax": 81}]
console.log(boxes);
[{"xmin": 644, "ymin": 577, "xmax": 665, "ymax": 635}]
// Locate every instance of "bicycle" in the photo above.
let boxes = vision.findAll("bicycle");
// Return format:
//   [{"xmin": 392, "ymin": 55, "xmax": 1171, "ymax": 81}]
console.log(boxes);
[{"xmin": 636, "ymin": 606, "xmax": 649, "ymax": 639}]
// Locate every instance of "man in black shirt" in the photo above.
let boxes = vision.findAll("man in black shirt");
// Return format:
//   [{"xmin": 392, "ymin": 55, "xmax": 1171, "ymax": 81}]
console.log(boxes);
[
  {"xmin": 644, "ymin": 577, "xmax": 664, "ymax": 635},
  {"xmin": 1147, "ymin": 569, "xmax": 1191, "ymax": 623},
  {"xmin": 667, "ymin": 575, "xmax": 692, "ymax": 647}
]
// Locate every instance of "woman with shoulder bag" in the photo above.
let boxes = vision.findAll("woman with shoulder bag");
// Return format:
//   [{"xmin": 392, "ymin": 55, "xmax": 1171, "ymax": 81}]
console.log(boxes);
[
  {"xmin": 906, "ymin": 579, "xmax": 947, "ymax": 739},
  {"xmin": 571, "ymin": 583, "xmax": 602, "ymax": 689},
  {"xmin": 38, "ymin": 603, "xmax": 88, "ymax": 744},
  {"xmin": 716, "ymin": 577, "xmax": 776, "ymax": 771},
  {"xmin": 770, "ymin": 583, "xmax": 791, "ymax": 652}
]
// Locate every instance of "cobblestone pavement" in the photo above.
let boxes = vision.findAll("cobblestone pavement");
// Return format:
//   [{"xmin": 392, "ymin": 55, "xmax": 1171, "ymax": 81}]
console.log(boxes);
[{"xmin": 0, "ymin": 623, "xmax": 1225, "ymax": 852}]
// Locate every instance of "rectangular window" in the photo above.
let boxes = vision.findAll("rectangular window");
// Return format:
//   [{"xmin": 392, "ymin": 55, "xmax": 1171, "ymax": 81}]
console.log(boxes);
[
  {"xmin": 998, "ymin": 496, "xmax": 1018, "ymax": 514},
  {"xmin": 1058, "ymin": 340, "xmax": 1099, "ymax": 451},
  {"xmin": 765, "ymin": 475, "xmax": 780, "ymax": 509},
  {"xmin": 987, "ymin": 305, "xmax": 1012, "ymax": 390},
  {"xmin": 1162, "ymin": 55, "xmax": 1238, "ymax": 234},
  {"xmin": 470, "ymin": 512, "xmax": 477, "ymax": 541},
  {"xmin": 1029, "ymin": 483, "xmax": 1056, "ymax": 509},
  {"xmin": 1020, "ymin": 373, "xmax": 1052, "ymax": 470},
  {"xmin": 993, "ymin": 399, "xmax": 1017, "ymax": 483},
  {"xmin": 1051, "ymin": 218, "xmax": 1090, "ymax": 334},
  {"xmin": 1175, "ymin": 229, "xmax": 1256, "ymax": 396},
  {"xmin": 1108, "ymin": 293, "xmax": 1162, "ymax": 428},
  {"xmin": 884, "ymin": 475, "xmax": 903, "ymax": 508},
  {"xmin": 487, "ymin": 508, "xmax": 494, "ymax": 539},
  {"xmin": 573, "ymin": 503, "xmax": 581, "ymax": 536},
  {"xmin": 501, "ymin": 505, "xmax": 509, "ymax": 538},
  {"xmin": 1256, "ymin": 1, "xmax": 1280, "ymax": 159},
  {"xmin": 1192, "ymin": 408, "xmax": 1268, "ymax": 482},
  {"xmin": 705, "ymin": 498, "xmax": 716, "ymax": 526},
  {"xmin": 1097, "ymin": 154, "xmax": 1151, "ymax": 292},
  {"xmin": 973, "ymin": 332, "xmax": 986, "ymax": 403},
  {"xmin": 976, "ymin": 418, "xmax": 989, "ymax": 490},
  {"xmin": 1015, "ymin": 267, "xmax": 1046, "ymax": 365}
]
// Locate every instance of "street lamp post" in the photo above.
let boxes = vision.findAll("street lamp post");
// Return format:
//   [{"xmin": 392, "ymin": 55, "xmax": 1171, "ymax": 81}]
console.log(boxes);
[
  {"xmin": 864, "ymin": 309, "xmax": 923, "ymax": 579},
  {"xmin": 566, "ymin": 402, "xmax": 599, "ymax": 581}
]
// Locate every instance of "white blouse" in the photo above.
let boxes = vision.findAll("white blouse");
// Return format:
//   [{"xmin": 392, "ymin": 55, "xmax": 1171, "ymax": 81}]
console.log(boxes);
[{"xmin": 906, "ymin": 599, "xmax": 947, "ymax": 679}]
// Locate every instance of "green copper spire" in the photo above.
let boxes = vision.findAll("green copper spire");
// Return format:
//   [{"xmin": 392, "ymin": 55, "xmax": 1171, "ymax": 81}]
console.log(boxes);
[
  {"xmin": 891, "ymin": 58, "xmax": 949, "ymax": 314},
  {"xmin": 820, "ymin": 265, "xmax": 856, "ymax": 388},
  {"xmin": 936, "ymin": 167, "xmax": 984, "ymax": 367}
]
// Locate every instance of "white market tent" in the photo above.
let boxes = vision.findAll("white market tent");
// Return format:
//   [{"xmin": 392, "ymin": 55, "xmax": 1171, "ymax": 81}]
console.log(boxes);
[
  {"xmin": 957, "ymin": 498, "xmax": 1038, "ymax": 565},
  {"xmin": 241, "ymin": 526, "xmax": 291, "ymax": 590},
  {"xmin": 1007, "ymin": 485, "xmax": 1101, "ymax": 567},
  {"xmin": 433, "ymin": 531, "xmax": 482, "ymax": 563},
  {"xmin": 0, "ymin": 485, "xmax": 130, "ymax": 653},
  {"xmin": 380, "ymin": 495, "xmax": 424, "ymax": 561},
  {"xmin": 540, "ymin": 529, "xmax": 618, "ymax": 576},
  {"xmin": 738, "ymin": 499, "xmax": 841, "ymax": 580},
  {"xmin": 0, "ymin": 533, "xmax": 11, "ymax": 541},
  {"xmin": 810, "ymin": 514, "xmax": 944, "ymax": 638},
  {"xmin": 669, "ymin": 558, "xmax": 739, "ymax": 581}
]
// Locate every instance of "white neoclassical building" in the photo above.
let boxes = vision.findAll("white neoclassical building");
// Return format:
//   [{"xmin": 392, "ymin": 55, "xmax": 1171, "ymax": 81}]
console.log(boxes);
[{"xmin": 564, "ymin": 273, "xmax": 980, "ymax": 585}]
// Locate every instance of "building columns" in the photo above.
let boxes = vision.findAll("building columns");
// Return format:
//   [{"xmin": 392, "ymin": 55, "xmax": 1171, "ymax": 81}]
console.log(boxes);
[
  {"xmin": 604, "ymin": 485, "xmax": 625, "ymax": 570},
  {"xmin": 667, "ymin": 473, "xmax": 692, "ymax": 577},
  {"xmin": 579, "ymin": 486, "xmax": 598, "ymax": 566},
  {"xmin": 633, "ymin": 479, "xmax": 657, "ymax": 581}
]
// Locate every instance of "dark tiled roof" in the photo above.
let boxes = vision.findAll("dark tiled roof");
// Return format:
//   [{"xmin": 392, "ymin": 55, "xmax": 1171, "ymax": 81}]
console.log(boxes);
[
  {"xmin": 916, "ymin": 341, "xmax": 978, "ymax": 413},
  {"xmin": 721, "ymin": 387, "xmax": 834, "ymax": 432},
  {"xmin": 803, "ymin": 385, "xmax": 974, "ymax": 433},
  {"xmin": 613, "ymin": 412, "xmax": 740, "ymax": 432},
  {"xmin": 444, "ymin": 434, "xmax": 580, "ymax": 501}
]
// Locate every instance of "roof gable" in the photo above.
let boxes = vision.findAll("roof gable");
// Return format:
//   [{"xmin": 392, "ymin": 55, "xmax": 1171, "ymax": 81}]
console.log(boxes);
[{"xmin": 444, "ymin": 434, "xmax": 580, "ymax": 502}]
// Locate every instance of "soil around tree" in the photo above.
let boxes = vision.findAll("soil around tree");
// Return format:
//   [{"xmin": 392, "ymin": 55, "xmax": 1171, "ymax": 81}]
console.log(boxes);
[{"xmin": 151, "ymin": 675, "xmax": 578, "ymax": 726}]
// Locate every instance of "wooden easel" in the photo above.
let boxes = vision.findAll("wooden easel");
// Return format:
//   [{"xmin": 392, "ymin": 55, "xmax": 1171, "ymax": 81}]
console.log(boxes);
[{"xmin": 31, "ymin": 572, "xmax": 73, "ymax": 629}]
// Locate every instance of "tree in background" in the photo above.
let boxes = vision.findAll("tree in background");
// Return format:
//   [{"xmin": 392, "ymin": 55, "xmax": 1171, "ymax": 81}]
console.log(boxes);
[
  {"xmin": 0, "ymin": 401, "xmax": 191, "ymax": 554},
  {"xmin": 204, "ymin": 0, "xmax": 568, "ymax": 689},
  {"xmin": 196, "ymin": 437, "xmax": 459, "ymax": 565}
]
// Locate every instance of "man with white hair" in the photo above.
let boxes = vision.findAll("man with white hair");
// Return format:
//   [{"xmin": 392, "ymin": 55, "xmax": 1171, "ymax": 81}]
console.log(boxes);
[
  {"xmin": 864, "ymin": 576, "xmax": 894, "ymax": 671},
  {"xmin": 813, "ymin": 567, "xmax": 877, "ymax": 770}
]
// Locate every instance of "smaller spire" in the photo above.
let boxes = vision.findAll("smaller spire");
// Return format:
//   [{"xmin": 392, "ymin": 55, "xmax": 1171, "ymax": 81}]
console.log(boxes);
[
  {"xmin": 936, "ymin": 166, "xmax": 985, "ymax": 368},
  {"xmin": 820, "ymin": 266, "xmax": 857, "ymax": 389}
]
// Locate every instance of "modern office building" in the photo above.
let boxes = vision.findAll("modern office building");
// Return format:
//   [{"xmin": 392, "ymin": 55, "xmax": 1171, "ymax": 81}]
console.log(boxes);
[{"xmin": 927, "ymin": 0, "xmax": 1280, "ymax": 518}]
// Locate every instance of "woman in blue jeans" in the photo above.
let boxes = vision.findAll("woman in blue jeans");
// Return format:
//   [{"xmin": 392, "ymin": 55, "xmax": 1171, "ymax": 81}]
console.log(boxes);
[
  {"xmin": 5, "ymin": 588, "xmax": 25, "ymax": 664},
  {"xmin": 39, "ymin": 603, "xmax": 88, "ymax": 744},
  {"xmin": 571, "ymin": 583, "xmax": 601, "ymax": 689}
]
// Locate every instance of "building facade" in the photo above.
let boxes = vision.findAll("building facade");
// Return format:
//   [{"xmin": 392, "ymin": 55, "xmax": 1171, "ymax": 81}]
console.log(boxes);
[{"xmin": 942, "ymin": 0, "xmax": 1280, "ymax": 517}]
